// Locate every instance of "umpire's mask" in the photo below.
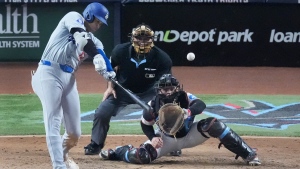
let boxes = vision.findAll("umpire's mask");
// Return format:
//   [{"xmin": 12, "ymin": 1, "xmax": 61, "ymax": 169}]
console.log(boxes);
[{"xmin": 129, "ymin": 24, "xmax": 155, "ymax": 54}]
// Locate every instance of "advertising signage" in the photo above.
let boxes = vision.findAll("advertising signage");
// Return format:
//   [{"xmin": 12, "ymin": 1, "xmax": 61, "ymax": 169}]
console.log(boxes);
[
  {"xmin": 121, "ymin": 3, "xmax": 300, "ymax": 67},
  {"xmin": 0, "ymin": 3, "xmax": 115, "ymax": 61},
  {"xmin": 121, "ymin": 0, "xmax": 265, "ymax": 3},
  {"xmin": 121, "ymin": 0, "xmax": 300, "ymax": 4},
  {"xmin": 2, "ymin": 0, "xmax": 300, "ymax": 4},
  {"xmin": 0, "ymin": 0, "xmax": 118, "ymax": 3}
]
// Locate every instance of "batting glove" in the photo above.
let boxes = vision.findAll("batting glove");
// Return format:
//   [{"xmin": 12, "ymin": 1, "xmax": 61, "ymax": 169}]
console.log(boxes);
[
  {"xmin": 100, "ymin": 70, "xmax": 116, "ymax": 80},
  {"xmin": 93, "ymin": 54, "xmax": 107, "ymax": 72}
]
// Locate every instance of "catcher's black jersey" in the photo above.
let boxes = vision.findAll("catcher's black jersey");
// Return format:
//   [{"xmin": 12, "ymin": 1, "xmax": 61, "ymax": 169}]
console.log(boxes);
[{"xmin": 110, "ymin": 42, "xmax": 172, "ymax": 93}]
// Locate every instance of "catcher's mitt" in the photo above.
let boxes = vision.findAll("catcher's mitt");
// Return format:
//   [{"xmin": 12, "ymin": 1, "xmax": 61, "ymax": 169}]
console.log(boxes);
[{"xmin": 158, "ymin": 103, "xmax": 185, "ymax": 136}]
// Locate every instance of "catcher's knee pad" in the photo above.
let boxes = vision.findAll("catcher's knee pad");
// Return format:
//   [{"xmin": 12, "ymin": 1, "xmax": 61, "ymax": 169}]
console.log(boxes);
[
  {"xmin": 124, "ymin": 143, "xmax": 157, "ymax": 164},
  {"xmin": 197, "ymin": 117, "xmax": 228, "ymax": 138}
]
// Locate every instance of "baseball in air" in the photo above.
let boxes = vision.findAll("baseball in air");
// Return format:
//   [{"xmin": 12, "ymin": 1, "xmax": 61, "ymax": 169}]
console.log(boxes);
[{"xmin": 187, "ymin": 52, "xmax": 195, "ymax": 61}]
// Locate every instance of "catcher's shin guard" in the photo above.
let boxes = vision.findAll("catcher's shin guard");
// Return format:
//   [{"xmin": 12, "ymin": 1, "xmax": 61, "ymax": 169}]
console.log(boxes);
[
  {"xmin": 218, "ymin": 128, "xmax": 257, "ymax": 161},
  {"xmin": 198, "ymin": 117, "xmax": 257, "ymax": 160},
  {"xmin": 123, "ymin": 143, "xmax": 157, "ymax": 164}
]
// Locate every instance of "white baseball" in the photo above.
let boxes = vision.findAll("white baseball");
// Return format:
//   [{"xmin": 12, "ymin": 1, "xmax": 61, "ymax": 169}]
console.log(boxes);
[{"xmin": 187, "ymin": 52, "xmax": 195, "ymax": 61}]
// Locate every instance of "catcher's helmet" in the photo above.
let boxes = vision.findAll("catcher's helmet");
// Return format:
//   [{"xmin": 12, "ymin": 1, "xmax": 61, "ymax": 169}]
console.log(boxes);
[
  {"xmin": 83, "ymin": 2, "xmax": 109, "ymax": 25},
  {"xmin": 157, "ymin": 74, "xmax": 182, "ymax": 103},
  {"xmin": 129, "ymin": 24, "xmax": 154, "ymax": 54},
  {"xmin": 157, "ymin": 74, "xmax": 179, "ymax": 88}
]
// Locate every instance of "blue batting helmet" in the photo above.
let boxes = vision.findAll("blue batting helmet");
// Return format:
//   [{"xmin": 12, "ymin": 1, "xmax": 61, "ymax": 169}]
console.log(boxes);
[{"xmin": 83, "ymin": 2, "xmax": 109, "ymax": 25}]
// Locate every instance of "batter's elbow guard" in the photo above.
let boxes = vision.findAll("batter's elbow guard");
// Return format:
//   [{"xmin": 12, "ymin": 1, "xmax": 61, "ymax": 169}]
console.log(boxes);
[
  {"xmin": 73, "ymin": 32, "xmax": 89, "ymax": 51},
  {"xmin": 124, "ymin": 143, "xmax": 157, "ymax": 164}
]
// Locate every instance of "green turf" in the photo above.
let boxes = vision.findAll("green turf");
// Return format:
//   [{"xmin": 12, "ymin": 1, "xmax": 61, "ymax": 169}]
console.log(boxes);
[{"xmin": 0, "ymin": 94, "xmax": 299, "ymax": 136}]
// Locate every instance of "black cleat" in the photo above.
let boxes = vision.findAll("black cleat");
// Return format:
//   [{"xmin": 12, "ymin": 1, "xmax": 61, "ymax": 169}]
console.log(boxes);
[
  {"xmin": 100, "ymin": 149, "xmax": 116, "ymax": 160},
  {"xmin": 168, "ymin": 150, "xmax": 182, "ymax": 156},
  {"xmin": 244, "ymin": 149, "xmax": 261, "ymax": 166},
  {"xmin": 100, "ymin": 145, "xmax": 134, "ymax": 161},
  {"xmin": 84, "ymin": 141, "xmax": 101, "ymax": 155}
]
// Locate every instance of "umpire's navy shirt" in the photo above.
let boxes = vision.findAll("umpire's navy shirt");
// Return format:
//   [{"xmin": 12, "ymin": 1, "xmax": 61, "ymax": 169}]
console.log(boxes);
[{"xmin": 110, "ymin": 42, "xmax": 172, "ymax": 93}]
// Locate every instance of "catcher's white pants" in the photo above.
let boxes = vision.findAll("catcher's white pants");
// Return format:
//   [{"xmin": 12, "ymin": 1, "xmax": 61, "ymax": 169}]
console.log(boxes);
[
  {"xmin": 146, "ymin": 122, "xmax": 209, "ymax": 158},
  {"xmin": 31, "ymin": 63, "xmax": 81, "ymax": 169}
]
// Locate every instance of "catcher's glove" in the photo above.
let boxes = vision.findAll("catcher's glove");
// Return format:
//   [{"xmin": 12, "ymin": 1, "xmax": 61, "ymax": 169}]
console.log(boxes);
[{"xmin": 158, "ymin": 103, "xmax": 185, "ymax": 136}]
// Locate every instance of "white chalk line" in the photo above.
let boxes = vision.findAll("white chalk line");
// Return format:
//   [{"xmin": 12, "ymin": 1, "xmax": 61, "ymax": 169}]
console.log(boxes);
[{"xmin": 0, "ymin": 135, "xmax": 299, "ymax": 139}]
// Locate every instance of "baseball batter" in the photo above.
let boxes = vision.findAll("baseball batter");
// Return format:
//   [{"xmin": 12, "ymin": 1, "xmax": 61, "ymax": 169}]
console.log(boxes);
[
  {"xmin": 100, "ymin": 74, "xmax": 261, "ymax": 166},
  {"xmin": 31, "ymin": 2, "xmax": 115, "ymax": 169}
]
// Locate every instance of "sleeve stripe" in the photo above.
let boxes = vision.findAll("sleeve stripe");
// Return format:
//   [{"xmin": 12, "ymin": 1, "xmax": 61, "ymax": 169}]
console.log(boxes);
[{"xmin": 141, "ymin": 116, "xmax": 155, "ymax": 126}]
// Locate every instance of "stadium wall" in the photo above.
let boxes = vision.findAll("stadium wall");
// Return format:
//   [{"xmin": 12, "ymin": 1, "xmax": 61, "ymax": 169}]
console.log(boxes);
[{"xmin": 0, "ymin": 0, "xmax": 299, "ymax": 67}]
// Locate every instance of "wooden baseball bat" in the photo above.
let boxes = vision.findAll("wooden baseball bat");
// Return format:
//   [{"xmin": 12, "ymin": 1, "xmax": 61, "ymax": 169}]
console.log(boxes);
[{"xmin": 109, "ymin": 78, "xmax": 151, "ymax": 112}]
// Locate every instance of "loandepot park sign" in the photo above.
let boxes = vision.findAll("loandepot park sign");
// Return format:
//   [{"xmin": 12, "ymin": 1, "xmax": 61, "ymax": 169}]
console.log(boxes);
[{"xmin": 154, "ymin": 29, "xmax": 300, "ymax": 45}]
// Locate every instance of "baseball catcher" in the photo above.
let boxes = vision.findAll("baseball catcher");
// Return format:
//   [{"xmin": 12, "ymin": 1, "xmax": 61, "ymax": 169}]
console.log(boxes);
[{"xmin": 99, "ymin": 74, "xmax": 261, "ymax": 166}]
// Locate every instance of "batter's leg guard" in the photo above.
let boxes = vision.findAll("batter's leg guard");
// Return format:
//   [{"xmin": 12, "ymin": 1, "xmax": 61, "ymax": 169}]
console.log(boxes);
[{"xmin": 198, "ymin": 117, "xmax": 261, "ymax": 165}]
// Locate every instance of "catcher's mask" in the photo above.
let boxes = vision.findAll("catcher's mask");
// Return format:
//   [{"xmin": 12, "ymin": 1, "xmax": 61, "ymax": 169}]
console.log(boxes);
[
  {"xmin": 129, "ymin": 24, "xmax": 154, "ymax": 54},
  {"xmin": 156, "ymin": 74, "xmax": 181, "ymax": 97}
]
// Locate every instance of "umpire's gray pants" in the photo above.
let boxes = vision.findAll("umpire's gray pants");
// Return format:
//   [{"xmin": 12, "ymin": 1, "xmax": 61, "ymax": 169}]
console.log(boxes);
[{"xmin": 91, "ymin": 86, "xmax": 155, "ymax": 147}]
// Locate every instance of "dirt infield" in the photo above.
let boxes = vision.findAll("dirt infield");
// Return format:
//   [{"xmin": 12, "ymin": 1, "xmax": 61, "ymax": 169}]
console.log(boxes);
[
  {"xmin": 1, "ymin": 136, "xmax": 300, "ymax": 169},
  {"xmin": 1, "ymin": 62, "xmax": 300, "ymax": 168}
]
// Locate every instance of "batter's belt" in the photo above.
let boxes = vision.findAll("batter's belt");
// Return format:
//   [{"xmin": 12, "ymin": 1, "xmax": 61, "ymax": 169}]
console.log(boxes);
[{"xmin": 40, "ymin": 60, "xmax": 74, "ymax": 73}]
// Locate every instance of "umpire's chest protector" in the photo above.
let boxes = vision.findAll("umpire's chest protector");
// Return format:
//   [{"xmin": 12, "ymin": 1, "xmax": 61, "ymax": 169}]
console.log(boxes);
[{"xmin": 116, "ymin": 48, "xmax": 161, "ymax": 92}]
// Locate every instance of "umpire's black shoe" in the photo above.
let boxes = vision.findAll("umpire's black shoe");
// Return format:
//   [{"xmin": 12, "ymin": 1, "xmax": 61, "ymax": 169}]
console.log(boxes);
[{"xmin": 84, "ymin": 141, "xmax": 101, "ymax": 155}]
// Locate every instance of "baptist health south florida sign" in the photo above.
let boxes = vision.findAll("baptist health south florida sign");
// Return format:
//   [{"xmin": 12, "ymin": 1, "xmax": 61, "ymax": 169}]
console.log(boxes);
[
  {"xmin": 0, "ymin": 3, "xmax": 114, "ymax": 61},
  {"xmin": 0, "ymin": 4, "xmax": 41, "ymax": 61},
  {"xmin": 0, "ymin": 4, "xmax": 39, "ymax": 48}
]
